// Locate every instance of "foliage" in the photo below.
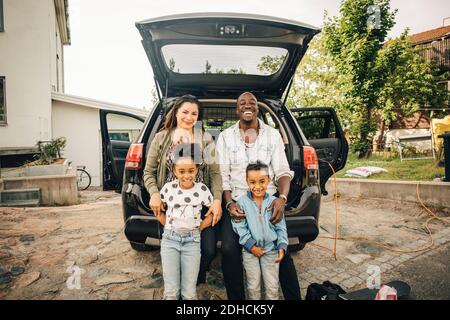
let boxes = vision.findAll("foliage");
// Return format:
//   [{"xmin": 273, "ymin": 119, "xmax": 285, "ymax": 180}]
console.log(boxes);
[
  {"xmin": 323, "ymin": 0, "xmax": 397, "ymax": 157},
  {"xmin": 377, "ymin": 32, "xmax": 449, "ymax": 127},
  {"xmin": 29, "ymin": 137, "xmax": 66, "ymax": 166}
]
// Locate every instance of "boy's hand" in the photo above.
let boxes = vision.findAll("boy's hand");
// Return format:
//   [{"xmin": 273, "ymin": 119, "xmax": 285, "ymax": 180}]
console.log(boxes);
[
  {"xmin": 250, "ymin": 246, "xmax": 265, "ymax": 258},
  {"xmin": 274, "ymin": 249, "xmax": 285, "ymax": 263}
]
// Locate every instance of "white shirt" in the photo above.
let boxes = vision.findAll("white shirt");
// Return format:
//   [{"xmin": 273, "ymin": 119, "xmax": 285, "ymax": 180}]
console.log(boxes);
[
  {"xmin": 216, "ymin": 119, "xmax": 294, "ymax": 201},
  {"xmin": 160, "ymin": 180, "xmax": 213, "ymax": 231}
]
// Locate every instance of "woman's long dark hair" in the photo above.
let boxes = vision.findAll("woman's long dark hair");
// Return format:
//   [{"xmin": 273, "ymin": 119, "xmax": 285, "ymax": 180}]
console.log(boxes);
[{"xmin": 161, "ymin": 94, "xmax": 203, "ymax": 131}]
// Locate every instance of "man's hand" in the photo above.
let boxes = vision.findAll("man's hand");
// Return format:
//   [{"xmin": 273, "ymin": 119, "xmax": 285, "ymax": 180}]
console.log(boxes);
[
  {"xmin": 228, "ymin": 202, "xmax": 246, "ymax": 222},
  {"xmin": 268, "ymin": 197, "xmax": 286, "ymax": 224},
  {"xmin": 150, "ymin": 193, "xmax": 165, "ymax": 217},
  {"xmin": 204, "ymin": 199, "xmax": 222, "ymax": 226},
  {"xmin": 250, "ymin": 246, "xmax": 265, "ymax": 258},
  {"xmin": 274, "ymin": 249, "xmax": 285, "ymax": 263}
]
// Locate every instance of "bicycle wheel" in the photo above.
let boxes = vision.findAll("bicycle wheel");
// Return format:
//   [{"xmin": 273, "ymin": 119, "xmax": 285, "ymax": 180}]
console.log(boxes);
[{"xmin": 77, "ymin": 169, "xmax": 91, "ymax": 191}]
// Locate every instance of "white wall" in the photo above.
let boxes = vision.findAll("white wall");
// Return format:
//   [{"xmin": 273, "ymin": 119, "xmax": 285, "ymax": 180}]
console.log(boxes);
[
  {"xmin": 0, "ymin": 0, "xmax": 59, "ymax": 148},
  {"xmin": 52, "ymin": 100, "xmax": 103, "ymax": 186},
  {"xmin": 106, "ymin": 113, "xmax": 144, "ymax": 142}
]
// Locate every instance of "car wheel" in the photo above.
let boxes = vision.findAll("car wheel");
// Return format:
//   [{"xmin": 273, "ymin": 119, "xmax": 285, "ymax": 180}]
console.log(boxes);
[
  {"xmin": 130, "ymin": 242, "xmax": 158, "ymax": 252},
  {"xmin": 289, "ymin": 242, "xmax": 306, "ymax": 253}
]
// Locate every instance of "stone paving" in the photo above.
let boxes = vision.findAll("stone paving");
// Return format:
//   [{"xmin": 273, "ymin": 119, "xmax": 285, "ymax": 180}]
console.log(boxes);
[{"xmin": 0, "ymin": 190, "xmax": 449, "ymax": 299}]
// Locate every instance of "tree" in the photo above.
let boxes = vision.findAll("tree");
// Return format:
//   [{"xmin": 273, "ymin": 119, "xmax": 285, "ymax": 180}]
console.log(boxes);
[
  {"xmin": 377, "ymin": 32, "xmax": 449, "ymax": 135},
  {"xmin": 324, "ymin": 0, "xmax": 397, "ymax": 157},
  {"xmin": 204, "ymin": 60, "xmax": 212, "ymax": 74},
  {"xmin": 258, "ymin": 36, "xmax": 350, "ymax": 125}
]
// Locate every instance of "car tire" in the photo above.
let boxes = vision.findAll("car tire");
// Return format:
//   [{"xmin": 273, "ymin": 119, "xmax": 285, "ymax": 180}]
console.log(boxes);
[
  {"xmin": 289, "ymin": 242, "xmax": 306, "ymax": 253},
  {"xmin": 130, "ymin": 242, "xmax": 158, "ymax": 252}
]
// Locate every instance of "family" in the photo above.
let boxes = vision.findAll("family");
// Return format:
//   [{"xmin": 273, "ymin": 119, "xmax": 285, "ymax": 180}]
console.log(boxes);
[{"xmin": 143, "ymin": 92, "xmax": 301, "ymax": 300}]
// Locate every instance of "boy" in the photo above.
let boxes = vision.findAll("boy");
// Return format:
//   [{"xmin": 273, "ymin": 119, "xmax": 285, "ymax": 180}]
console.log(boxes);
[
  {"xmin": 156, "ymin": 143, "xmax": 213, "ymax": 300},
  {"xmin": 231, "ymin": 161, "xmax": 288, "ymax": 300}
]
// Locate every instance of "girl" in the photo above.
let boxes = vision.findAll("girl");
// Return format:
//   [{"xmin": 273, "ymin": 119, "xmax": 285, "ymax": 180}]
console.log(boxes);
[{"xmin": 156, "ymin": 143, "xmax": 214, "ymax": 300}]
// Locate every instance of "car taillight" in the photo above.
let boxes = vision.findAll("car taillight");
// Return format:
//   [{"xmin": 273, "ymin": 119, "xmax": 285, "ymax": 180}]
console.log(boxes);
[
  {"xmin": 125, "ymin": 143, "xmax": 143, "ymax": 169},
  {"xmin": 303, "ymin": 146, "xmax": 319, "ymax": 170}
]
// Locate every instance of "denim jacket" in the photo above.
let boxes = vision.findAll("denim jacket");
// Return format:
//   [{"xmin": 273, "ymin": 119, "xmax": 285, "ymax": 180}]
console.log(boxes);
[{"xmin": 232, "ymin": 192, "xmax": 288, "ymax": 253}]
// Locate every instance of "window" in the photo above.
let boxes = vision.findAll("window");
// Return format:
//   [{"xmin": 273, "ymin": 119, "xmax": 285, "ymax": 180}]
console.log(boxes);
[
  {"xmin": 0, "ymin": 0, "xmax": 4, "ymax": 32},
  {"xmin": 0, "ymin": 77, "xmax": 6, "ymax": 125},
  {"xmin": 293, "ymin": 110, "xmax": 337, "ymax": 140},
  {"xmin": 109, "ymin": 132, "xmax": 131, "ymax": 142},
  {"xmin": 161, "ymin": 45, "xmax": 288, "ymax": 75}
]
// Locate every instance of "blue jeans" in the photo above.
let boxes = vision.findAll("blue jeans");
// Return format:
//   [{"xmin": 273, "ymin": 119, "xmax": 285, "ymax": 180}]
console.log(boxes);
[
  {"xmin": 160, "ymin": 229, "xmax": 201, "ymax": 300},
  {"xmin": 242, "ymin": 250, "xmax": 280, "ymax": 300}
]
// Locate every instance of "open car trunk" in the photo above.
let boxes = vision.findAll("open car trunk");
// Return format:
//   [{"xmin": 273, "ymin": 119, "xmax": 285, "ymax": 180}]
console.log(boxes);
[{"xmin": 135, "ymin": 12, "xmax": 320, "ymax": 99}]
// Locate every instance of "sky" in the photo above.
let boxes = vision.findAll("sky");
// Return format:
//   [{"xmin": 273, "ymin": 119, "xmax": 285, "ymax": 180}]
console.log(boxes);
[{"xmin": 64, "ymin": 0, "xmax": 450, "ymax": 110}]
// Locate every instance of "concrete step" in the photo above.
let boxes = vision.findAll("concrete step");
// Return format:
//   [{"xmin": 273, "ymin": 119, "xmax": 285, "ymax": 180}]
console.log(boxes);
[
  {"xmin": 0, "ymin": 199, "xmax": 40, "ymax": 207},
  {"xmin": 0, "ymin": 188, "xmax": 41, "ymax": 206}
]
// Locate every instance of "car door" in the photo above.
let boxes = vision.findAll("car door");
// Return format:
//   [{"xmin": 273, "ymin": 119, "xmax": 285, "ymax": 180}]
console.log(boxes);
[
  {"xmin": 291, "ymin": 107, "xmax": 348, "ymax": 195},
  {"xmin": 100, "ymin": 110, "xmax": 145, "ymax": 191}
]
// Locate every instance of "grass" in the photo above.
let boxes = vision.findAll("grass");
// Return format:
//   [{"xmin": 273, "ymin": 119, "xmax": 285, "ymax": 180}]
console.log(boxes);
[{"xmin": 336, "ymin": 153, "xmax": 445, "ymax": 181}]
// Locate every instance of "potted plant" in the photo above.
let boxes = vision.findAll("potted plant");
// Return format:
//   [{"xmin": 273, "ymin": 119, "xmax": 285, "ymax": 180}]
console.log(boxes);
[{"xmin": 24, "ymin": 137, "xmax": 70, "ymax": 176}]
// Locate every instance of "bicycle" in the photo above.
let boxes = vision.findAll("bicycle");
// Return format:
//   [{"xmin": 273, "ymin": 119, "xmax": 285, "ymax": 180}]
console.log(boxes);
[{"xmin": 76, "ymin": 165, "xmax": 91, "ymax": 191}]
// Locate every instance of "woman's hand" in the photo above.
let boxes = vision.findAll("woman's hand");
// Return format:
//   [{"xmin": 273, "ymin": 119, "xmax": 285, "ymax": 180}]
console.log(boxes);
[
  {"xmin": 149, "ymin": 193, "xmax": 165, "ymax": 217},
  {"xmin": 205, "ymin": 199, "xmax": 222, "ymax": 226}
]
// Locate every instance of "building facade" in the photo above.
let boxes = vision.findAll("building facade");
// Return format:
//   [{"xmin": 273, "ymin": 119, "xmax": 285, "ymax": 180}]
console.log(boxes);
[{"xmin": 0, "ymin": 0, "xmax": 69, "ymax": 148}]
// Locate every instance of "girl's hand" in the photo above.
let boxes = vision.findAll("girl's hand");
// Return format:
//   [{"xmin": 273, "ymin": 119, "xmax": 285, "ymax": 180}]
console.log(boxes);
[
  {"xmin": 250, "ymin": 246, "xmax": 265, "ymax": 258},
  {"xmin": 157, "ymin": 213, "xmax": 166, "ymax": 226},
  {"xmin": 205, "ymin": 199, "xmax": 222, "ymax": 226},
  {"xmin": 200, "ymin": 218, "xmax": 212, "ymax": 231},
  {"xmin": 274, "ymin": 249, "xmax": 285, "ymax": 263},
  {"xmin": 149, "ymin": 193, "xmax": 165, "ymax": 217}
]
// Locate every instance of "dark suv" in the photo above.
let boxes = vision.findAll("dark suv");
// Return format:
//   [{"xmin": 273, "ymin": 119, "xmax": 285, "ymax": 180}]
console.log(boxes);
[{"xmin": 109, "ymin": 13, "xmax": 348, "ymax": 252}]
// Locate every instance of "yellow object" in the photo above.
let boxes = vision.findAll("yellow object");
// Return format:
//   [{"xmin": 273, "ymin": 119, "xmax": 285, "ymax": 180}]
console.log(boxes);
[{"xmin": 431, "ymin": 115, "xmax": 450, "ymax": 154}]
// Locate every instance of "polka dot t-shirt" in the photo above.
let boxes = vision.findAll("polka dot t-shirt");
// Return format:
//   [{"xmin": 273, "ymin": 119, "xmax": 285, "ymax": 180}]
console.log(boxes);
[{"xmin": 160, "ymin": 180, "xmax": 213, "ymax": 231}]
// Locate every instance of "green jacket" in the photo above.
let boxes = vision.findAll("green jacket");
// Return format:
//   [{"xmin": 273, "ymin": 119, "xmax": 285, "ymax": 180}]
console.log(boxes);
[{"xmin": 143, "ymin": 129, "xmax": 223, "ymax": 201}]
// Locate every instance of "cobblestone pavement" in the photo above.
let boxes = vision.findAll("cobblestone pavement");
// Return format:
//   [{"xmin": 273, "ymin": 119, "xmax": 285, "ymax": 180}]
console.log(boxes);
[{"xmin": 0, "ymin": 190, "xmax": 449, "ymax": 300}]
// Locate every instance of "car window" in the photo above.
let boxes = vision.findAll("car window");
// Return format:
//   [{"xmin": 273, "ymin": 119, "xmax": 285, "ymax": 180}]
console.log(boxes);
[
  {"xmin": 161, "ymin": 44, "xmax": 288, "ymax": 76},
  {"xmin": 293, "ymin": 110, "xmax": 337, "ymax": 140}
]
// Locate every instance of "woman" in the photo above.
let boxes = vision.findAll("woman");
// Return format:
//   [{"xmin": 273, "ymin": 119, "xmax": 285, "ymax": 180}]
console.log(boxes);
[{"xmin": 143, "ymin": 94, "xmax": 222, "ymax": 284}]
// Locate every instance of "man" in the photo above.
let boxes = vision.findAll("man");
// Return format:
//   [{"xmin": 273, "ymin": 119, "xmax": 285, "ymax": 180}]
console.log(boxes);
[{"xmin": 216, "ymin": 92, "xmax": 301, "ymax": 300}]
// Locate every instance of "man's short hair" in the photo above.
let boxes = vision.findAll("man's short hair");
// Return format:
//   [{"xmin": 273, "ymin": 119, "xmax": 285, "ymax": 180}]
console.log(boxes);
[{"xmin": 246, "ymin": 161, "xmax": 269, "ymax": 177}]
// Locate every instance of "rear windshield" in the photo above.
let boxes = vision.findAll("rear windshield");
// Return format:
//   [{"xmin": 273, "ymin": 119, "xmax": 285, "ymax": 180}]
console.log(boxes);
[{"xmin": 161, "ymin": 44, "xmax": 288, "ymax": 75}]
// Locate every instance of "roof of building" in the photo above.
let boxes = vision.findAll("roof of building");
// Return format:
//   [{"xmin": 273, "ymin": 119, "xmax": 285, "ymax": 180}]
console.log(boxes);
[
  {"xmin": 51, "ymin": 92, "xmax": 150, "ymax": 118},
  {"xmin": 54, "ymin": 0, "xmax": 71, "ymax": 45},
  {"xmin": 409, "ymin": 25, "xmax": 450, "ymax": 45}
]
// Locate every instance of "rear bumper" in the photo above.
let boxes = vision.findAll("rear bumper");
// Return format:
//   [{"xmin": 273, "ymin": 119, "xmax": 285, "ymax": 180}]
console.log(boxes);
[
  {"xmin": 122, "ymin": 183, "xmax": 320, "ymax": 247},
  {"xmin": 123, "ymin": 214, "xmax": 319, "ymax": 247}
]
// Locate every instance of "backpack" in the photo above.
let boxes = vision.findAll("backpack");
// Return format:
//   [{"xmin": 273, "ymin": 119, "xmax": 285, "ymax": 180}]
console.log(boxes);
[{"xmin": 305, "ymin": 281, "xmax": 347, "ymax": 300}]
